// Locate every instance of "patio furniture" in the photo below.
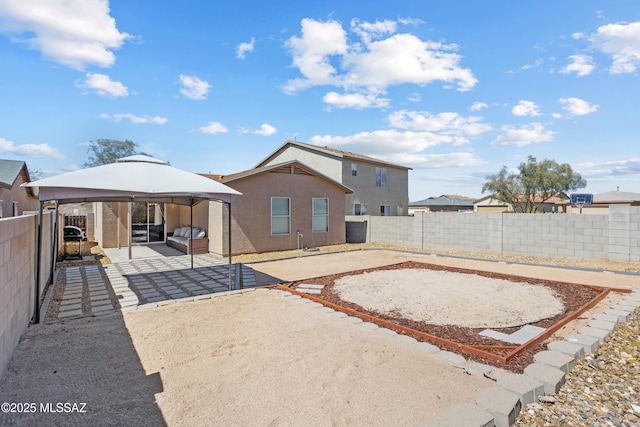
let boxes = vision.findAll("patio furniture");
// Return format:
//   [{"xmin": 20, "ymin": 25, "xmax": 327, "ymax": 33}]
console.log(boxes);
[{"xmin": 167, "ymin": 226, "xmax": 209, "ymax": 255}]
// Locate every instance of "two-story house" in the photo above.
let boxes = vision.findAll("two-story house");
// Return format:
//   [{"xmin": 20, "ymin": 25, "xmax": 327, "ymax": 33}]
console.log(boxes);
[{"xmin": 256, "ymin": 140, "xmax": 411, "ymax": 216}]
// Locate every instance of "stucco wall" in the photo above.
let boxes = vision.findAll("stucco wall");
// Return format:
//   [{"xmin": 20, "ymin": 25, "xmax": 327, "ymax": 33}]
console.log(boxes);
[
  {"xmin": 0, "ymin": 212, "xmax": 54, "ymax": 378},
  {"xmin": 342, "ymin": 160, "xmax": 408, "ymax": 216},
  {"xmin": 262, "ymin": 146, "xmax": 343, "ymax": 182},
  {"xmin": 210, "ymin": 171, "xmax": 347, "ymax": 255}
]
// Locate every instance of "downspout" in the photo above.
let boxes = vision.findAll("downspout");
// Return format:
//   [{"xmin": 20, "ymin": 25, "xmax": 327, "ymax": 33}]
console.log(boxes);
[{"xmin": 34, "ymin": 200, "xmax": 44, "ymax": 324}]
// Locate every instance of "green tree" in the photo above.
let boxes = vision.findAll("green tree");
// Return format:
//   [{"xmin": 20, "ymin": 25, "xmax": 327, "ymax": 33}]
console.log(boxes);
[
  {"xmin": 83, "ymin": 139, "xmax": 138, "ymax": 167},
  {"xmin": 481, "ymin": 156, "xmax": 587, "ymax": 213}
]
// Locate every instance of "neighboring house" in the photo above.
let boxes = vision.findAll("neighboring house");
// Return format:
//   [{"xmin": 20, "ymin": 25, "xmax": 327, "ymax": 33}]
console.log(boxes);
[
  {"xmin": 564, "ymin": 190, "xmax": 640, "ymax": 215},
  {"xmin": 409, "ymin": 194, "xmax": 475, "ymax": 214},
  {"xmin": 256, "ymin": 140, "xmax": 411, "ymax": 216},
  {"xmin": 201, "ymin": 160, "xmax": 353, "ymax": 255},
  {"xmin": 0, "ymin": 159, "xmax": 38, "ymax": 217},
  {"xmin": 474, "ymin": 193, "xmax": 567, "ymax": 213}
]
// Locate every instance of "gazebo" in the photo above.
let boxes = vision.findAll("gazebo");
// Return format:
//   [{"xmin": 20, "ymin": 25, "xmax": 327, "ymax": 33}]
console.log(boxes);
[{"xmin": 23, "ymin": 155, "xmax": 241, "ymax": 322}]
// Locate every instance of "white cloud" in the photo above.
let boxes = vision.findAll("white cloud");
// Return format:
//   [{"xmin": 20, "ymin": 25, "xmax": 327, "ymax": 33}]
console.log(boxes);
[
  {"xmin": 590, "ymin": 21, "xmax": 640, "ymax": 73},
  {"xmin": 577, "ymin": 157, "xmax": 640, "ymax": 177},
  {"xmin": 77, "ymin": 73, "xmax": 128, "ymax": 97},
  {"xmin": 350, "ymin": 18, "xmax": 397, "ymax": 44},
  {"xmin": 407, "ymin": 93, "xmax": 421, "ymax": 103},
  {"xmin": 100, "ymin": 113, "xmax": 167, "ymax": 124},
  {"xmin": 558, "ymin": 97, "xmax": 599, "ymax": 116},
  {"xmin": 470, "ymin": 102, "xmax": 487, "ymax": 111},
  {"xmin": 387, "ymin": 152, "xmax": 485, "ymax": 169},
  {"xmin": 559, "ymin": 54, "xmax": 595, "ymax": 77},
  {"xmin": 236, "ymin": 37, "xmax": 255, "ymax": 59},
  {"xmin": 512, "ymin": 100, "xmax": 541, "ymax": 117},
  {"xmin": 241, "ymin": 123, "xmax": 277, "ymax": 136},
  {"xmin": 179, "ymin": 74, "xmax": 211, "ymax": 100},
  {"xmin": 0, "ymin": 0, "xmax": 130, "ymax": 70},
  {"xmin": 0, "ymin": 137, "xmax": 65, "ymax": 159},
  {"xmin": 283, "ymin": 18, "xmax": 477, "ymax": 107},
  {"xmin": 490, "ymin": 123, "xmax": 555, "ymax": 147},
  {"xmin": 323, "ymin": 91, "xmax": 390, "ymax": 109},
  {"xmin": 309, "ymin": 129, "xmax": 453, "ymax": 157},
  {"xmin": 198, "ymin": 122, "xmax": 228, "ymax": 134},
  {"xmin": 387, "ymin": 110, "xmax": 491, "ymax": 143}
]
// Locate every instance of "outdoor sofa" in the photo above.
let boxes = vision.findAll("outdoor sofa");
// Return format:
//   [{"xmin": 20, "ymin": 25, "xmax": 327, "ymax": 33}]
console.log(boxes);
[{"xmin": 167, "ymin": 226, "xmax": 209, "ymax": 255}]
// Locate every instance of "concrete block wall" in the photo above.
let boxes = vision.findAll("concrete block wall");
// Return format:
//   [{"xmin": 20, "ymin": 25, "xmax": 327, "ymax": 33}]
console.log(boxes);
[
  {"xmin": 421, "ymin": 212, "xmax": 495, "ymax": 254},
  {"xmin": 501, "ymin": 213, "xmax": 609, "ymax": 260},
  {"xmin": 0, "ymin": 212, "xmax": 54, "ymax": 379},
  {"xmin": 365, "ymin": 205, "xmax": 639, "ymax": 263},
  {"xmin": 367, "ymin": 215, "xmax": 419, "ymax": 248}
]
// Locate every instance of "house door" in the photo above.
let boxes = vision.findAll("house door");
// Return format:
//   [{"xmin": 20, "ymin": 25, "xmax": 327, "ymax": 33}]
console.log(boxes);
[{"xmin": 131, "ymin": 202, "xmax": 165, "ymax": 243}]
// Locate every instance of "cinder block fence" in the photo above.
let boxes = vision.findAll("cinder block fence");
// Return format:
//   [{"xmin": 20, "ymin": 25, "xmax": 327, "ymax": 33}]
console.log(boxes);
[
  {"xmin": 349, "ymin": 204, "xmax": 640, "ymax": 262},
  {"xmin": 0, "ymin": 212, "xmax": 54, "ymax": 378}
]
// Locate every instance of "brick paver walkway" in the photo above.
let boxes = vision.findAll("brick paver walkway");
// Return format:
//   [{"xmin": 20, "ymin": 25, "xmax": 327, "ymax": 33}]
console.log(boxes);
[{"xmin": 53, "ymin": 254, "xmax": 256, "ymax": 321}]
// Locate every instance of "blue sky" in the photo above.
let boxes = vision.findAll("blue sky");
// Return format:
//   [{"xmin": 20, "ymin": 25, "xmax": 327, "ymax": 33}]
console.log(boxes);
[{"xmin": 1, "ymin": 1, "xmax": 639, "ymax": 201}]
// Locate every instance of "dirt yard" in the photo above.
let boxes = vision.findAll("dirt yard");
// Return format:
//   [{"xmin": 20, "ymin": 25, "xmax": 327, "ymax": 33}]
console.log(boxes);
[{"xmin": 1, "ymin": 246, "xmax": 637, "ymax": 426}]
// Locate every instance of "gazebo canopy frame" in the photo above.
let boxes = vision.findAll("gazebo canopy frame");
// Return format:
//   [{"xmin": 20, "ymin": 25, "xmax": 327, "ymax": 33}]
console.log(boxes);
[{"xmin": 24, "ymin": 155, "xmax": 241, "ymax": 323}]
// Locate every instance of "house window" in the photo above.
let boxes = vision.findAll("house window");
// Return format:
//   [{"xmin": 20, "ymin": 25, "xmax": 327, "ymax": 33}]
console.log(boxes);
[
  {"xmin": 271, "ymin": 197, "xmax": 290, "ymax": 235},
  {"xmin": 12, "ymin": 201, "xmax": 18, "ymax": 216},
  {"xmin": 375, "ymin": 167, "xmax": 387, "ymax": 187},
  {"xmin": 354, "ymin": 203, "xmax": 367, "ymax": 215},
  {"xmin": 351, "ymin": 163, "xmax": 358, "ymax": 176},
  {"xmin": 312, "ymin": 198, "xmax": 329, "ymax": 232},
  {"xmin": 380, "ymin": 205, "xmax": 390, "ymax": 216}
]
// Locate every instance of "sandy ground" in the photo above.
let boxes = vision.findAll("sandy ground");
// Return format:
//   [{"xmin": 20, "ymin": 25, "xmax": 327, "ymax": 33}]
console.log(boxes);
[
  {"xmin": 1, "ymin": 249, "xmax": 638, "ymax": 426},
  {"xmin": 332, "ymin": 268, "xmax": 564, "ymax": 328}
]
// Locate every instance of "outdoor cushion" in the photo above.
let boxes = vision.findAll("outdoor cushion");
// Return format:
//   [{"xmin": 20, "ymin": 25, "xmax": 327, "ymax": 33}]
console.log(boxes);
[
  {"xmin": 195, "ymin": 230, "xmax": 206, "ymax": 238},
  {"xmin": 174, "ymin": 227, "xmax": 184, "ymax": 236}
]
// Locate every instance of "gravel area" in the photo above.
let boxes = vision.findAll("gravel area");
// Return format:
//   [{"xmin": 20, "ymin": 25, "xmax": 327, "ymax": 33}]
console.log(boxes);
[{"xmin": 515, "ymin": 308, "xmax": 640, "ymax": 427}]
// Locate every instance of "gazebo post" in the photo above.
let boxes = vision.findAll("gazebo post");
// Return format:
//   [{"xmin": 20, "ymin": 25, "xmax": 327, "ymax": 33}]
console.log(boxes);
[
  {"xmin": 50, "ymin": 201, "xmax": 59, "ymax": 285},
  {"xmin": 227, "ymin": 201, "xmax": 232, "ymax": 291},
  {"xmin": 128, "ymin": 199, "xmax": 132, "ymax": 260},
  {"xmin": 34, "ymin": 200, "xmax": 44, "ymax": 324},
  {"xmin": 190, "ymin": 199, "xmax": 194, "ymax": 269}
]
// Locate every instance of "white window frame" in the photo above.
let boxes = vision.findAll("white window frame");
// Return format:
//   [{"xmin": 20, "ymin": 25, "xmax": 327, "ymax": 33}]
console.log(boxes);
[
  {"xmin": 354, "ymin": 203, "xmax": 367, "ymax": 215},
  {"xmin": 380, "ymin": 205, "xmax": 390, "ymax": 216},
  {"xmin": 375, "ymin": 167, "xmax": 387, "ymax": 188},
  {"xmin": 312, "ymin": 198, "xmax": 329, "ymax": 233},
  {"xmin": 271, "ymin": 197, "xmax": 290, "ymax": 236},
  {"xmin": 351, "ymin": 163, "xmax": 358, "ymax": 176}
]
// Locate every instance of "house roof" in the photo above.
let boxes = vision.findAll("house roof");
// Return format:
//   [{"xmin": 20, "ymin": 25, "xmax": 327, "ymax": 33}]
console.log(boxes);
[
  {"xmin": 410, "ymin": 195, "xmax": 475, "ymax": 207},
  {"xmin": 255, "ymin": 140, "xmax": 411, "ymax": 170},
  {"xmin": 592, "ymin": 190, "xmax": 640, "ymax": 203},
  {"xmin": 201, "ymin": 160, "xmax": 354, "ymax": 194},
  {"xmin": 0, "ymin": 159, "xmax": 30, "ymax": 189}
]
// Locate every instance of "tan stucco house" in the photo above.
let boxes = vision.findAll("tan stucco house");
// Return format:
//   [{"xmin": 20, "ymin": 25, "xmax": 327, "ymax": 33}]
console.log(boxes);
[
  {"xmin": 0, "ymin": 159, "xmax": 38, "ymax": 217},
  {"xmin": 256, "ymin": 140, "xmax": 411, "ymax": 216},
  {"xmin": 201, "ymin": 160, "xmax": 353, "ymax": 255}
]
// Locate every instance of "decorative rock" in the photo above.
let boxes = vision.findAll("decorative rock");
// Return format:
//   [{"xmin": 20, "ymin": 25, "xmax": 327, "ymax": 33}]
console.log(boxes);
[
  {"xmin": 416, "ymin": 342, "xmax": 439, "ymax": 354},
  {"xmin": 516, "ymin": 309, "xmax": 640, "ymax": 427}
]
